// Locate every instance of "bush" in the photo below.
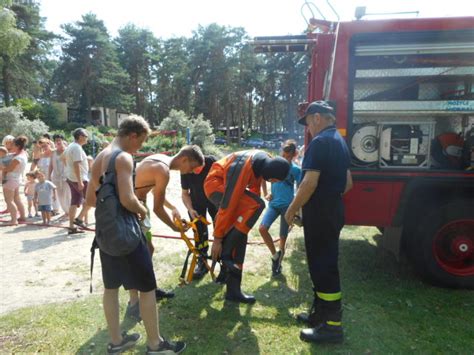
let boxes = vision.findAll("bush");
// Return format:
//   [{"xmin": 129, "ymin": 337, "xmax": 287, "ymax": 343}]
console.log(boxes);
[
  {"xmin": 202, "ymin": 143, "xmax": 225, "ymax": 158},
  {"xmin": 15, "ymin": 99, "xmax": 62, "ymax": 129},
  {"xmin": 158, "ymin": 109, "xmax": 190, "ymax": 132},
  {"xmin": 0, "ymin": 106, "xmax": 49, "ymax": 144},
  {"xmin": 191, "ymin": 114, "xmax": 214, "ymax": 147}
]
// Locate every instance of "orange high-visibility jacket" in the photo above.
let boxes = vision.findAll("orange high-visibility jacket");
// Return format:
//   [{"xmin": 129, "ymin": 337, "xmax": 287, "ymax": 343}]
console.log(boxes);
[{"xmin": 204, "ymin": 151, "xmax": 264, "ymax": 238}]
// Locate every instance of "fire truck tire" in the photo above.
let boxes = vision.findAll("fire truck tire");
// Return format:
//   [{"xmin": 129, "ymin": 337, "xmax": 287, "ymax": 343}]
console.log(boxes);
[{"xmin": 410, "ymin": 199, "xmax": 474, "ymax": 289}]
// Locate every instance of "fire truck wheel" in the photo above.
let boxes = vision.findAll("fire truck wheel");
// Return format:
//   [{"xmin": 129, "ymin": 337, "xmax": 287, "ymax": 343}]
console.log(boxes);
[{"xmin": 411, "ymin": 199, "xmax": 474, "ymax": 289}]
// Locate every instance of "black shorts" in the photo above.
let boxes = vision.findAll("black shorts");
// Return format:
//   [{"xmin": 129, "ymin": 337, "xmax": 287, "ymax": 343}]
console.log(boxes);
[{"xmin": 99, "ymin": 239, "xmax": 157, "ymax": 292}]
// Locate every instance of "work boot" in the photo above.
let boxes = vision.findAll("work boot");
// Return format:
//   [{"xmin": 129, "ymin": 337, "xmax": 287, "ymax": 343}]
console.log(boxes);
[
  {"xmin": 300, "ymin": 306, "xmax": 343, "ymax": 343},
  {"xmin": 193, "ymin": 257, "xmax": 208, "ymax": 280},
  {"xmin": 296, "ymin": 298, "xmax": 319, "ymax": 326},
  {"xmin": 155, "ymin": 288, "xmax": 175, "ymax": 300},
  {"xmin": 300, "ymin": 323, "xmax": 344, "ymax": 344},
  {"xmin": 225, "ymin": 272, "xmax": 256, "ymax": 304}
]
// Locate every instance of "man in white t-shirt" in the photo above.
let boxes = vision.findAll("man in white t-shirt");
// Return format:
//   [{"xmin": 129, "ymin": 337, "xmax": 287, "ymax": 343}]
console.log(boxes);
[{"xmin": 63, "ymin": 128, "xmax": 89, "ymax": 234}]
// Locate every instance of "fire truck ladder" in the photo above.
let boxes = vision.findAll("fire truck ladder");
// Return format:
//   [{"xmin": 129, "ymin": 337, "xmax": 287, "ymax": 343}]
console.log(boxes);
[{"xmin": 249, "ymin": 35, "xmax": 316, "ymax": 54}]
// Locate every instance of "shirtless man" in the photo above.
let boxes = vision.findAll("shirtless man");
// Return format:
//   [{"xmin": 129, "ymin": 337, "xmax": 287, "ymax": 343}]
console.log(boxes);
[
  {"xmin": 86, "ymin": 115, "xmax": 185, "ymax": 354},
  {"xmin": 126, "ymin": 145, "xmax": 205, "ymax": 316}
]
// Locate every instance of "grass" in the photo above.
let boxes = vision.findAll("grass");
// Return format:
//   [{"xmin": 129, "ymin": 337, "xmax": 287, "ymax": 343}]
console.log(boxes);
[{"xmin": 1, "ymin": 226, "xmax": 473, "ymax": 354}]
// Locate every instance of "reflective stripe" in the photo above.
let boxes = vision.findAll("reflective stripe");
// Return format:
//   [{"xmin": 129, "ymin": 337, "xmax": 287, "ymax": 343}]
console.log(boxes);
[
  {"xmin": 316, "ymin": 291, "xmax": 342, "ymax": 301},
  {"xmin": 327, "ymin": 321, "xmax": 342, "ymax": 326}
]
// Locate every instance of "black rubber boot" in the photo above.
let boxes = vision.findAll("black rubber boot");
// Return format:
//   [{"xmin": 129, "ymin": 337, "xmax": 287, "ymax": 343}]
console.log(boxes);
[
  {"xmin": 296, "ymin": 298, "xmax": 320, "ymax": 326},
  {"xmin": 215, "ymin": 263, "xmax": 227, "ymax": 284},
  {"xmin": 225, "ymin": 272, "xmax": 256, "ymax": 304}
]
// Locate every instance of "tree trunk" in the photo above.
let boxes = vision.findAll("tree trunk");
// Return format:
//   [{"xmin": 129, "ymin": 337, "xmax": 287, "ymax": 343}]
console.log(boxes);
[
  {"xmin": 2, "ymin": 56, "xmax": 11, "ymax": 107},
  {"xmin": 247, "ymin": 93, "xmax": 253, "ymax": 131}
]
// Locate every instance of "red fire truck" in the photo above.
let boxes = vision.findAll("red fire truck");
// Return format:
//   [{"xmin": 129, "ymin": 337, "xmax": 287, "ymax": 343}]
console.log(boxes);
[{"xmin": 253, "ymin": 14, "xmax": 474, "ymax": 288}]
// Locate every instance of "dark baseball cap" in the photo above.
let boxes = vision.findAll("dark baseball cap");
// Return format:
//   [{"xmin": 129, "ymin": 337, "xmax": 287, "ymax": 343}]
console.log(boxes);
[{"xmin": 298, "ymin": 100, "xmax": 334, "ymax": 125}]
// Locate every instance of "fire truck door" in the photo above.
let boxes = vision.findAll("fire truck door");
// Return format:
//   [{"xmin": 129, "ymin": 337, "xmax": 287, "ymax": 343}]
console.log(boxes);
[{"xmin": 344, "ymin": 180, "xmax": 394, "ymax": 226}]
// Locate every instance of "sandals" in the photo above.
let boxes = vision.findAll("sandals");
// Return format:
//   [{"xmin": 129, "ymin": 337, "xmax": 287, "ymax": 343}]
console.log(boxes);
[
  {"xmin": 73, "ymin": 218, "xmax": 87, "ymax": 228},
  {"xmin": 68, "ymin": 227, "xmax": 84, "ymax": 235}
]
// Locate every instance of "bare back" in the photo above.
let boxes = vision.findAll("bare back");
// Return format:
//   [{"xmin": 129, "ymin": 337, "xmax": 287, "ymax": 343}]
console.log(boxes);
[{"xmin": 135, "ymin": 154, "xmax": 171, "ymax": 201}]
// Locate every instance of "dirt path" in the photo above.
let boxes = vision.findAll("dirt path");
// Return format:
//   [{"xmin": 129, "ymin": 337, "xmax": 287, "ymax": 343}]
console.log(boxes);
[{"xmin": 0, "ymin": 171, "xmax": 199, "ymax": 315}]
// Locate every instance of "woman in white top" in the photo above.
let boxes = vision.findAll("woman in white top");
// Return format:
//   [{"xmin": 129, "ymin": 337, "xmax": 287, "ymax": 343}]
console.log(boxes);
[
  {"xmin": 49, "ymin": 135, "xmax": 71, "ymax": 216},
  {"xmin": 37, "ymin": 138, "xmax": 53, "ymax": 177},
  {"xmin": 0, "ymin": 135, "xmax": 28, "ymax": 224}
]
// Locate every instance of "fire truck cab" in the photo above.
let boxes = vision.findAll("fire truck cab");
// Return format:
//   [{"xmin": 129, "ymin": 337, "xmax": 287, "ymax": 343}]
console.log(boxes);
[{"xmin": 253, "ymin": 16, "xmax": 474, "ymax": 288}]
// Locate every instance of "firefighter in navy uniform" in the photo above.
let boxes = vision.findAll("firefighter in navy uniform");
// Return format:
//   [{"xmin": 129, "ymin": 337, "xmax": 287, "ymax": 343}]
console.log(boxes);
[
  {"xmin": 181, "ymin": 155, "xmax": 218, "ymax": 279},
  {"xmin": 204, "ymin": 150, "xmax": 290, "ymax": 303},
  {"xmin": 285, "ymin": 101, "xmax": 353, "ymax": 343}
]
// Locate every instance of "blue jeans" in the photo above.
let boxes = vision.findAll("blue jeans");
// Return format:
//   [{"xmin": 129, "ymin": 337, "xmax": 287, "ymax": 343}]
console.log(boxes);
[{"xmin": 260, "ymin": 205, "xmax": 290, "ymax": 238}]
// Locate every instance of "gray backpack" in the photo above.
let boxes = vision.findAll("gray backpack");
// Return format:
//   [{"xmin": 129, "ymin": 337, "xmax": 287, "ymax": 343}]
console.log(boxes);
[{"xmin": 94, "ymin": 149, "xmax": 142, "ymax": 256}]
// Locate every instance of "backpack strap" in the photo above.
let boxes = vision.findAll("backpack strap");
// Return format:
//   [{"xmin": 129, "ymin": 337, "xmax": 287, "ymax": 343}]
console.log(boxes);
[
  {"xmin": 89, "ymin": 239, "xmax": 98, "ymax": 293},
  {"xmin": 106, "ymin": 149, "xmax": 123, "ymax": 174}
]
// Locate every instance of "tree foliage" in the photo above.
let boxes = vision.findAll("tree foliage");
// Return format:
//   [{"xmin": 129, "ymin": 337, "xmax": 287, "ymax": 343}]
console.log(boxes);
[
  {"xmin": 4, "ymin": 4, "xmax": 309, "ymax": 136},
  {"xmin": 52, "ymin": 13, "xmax": 131, "ymax": 122},
  {"xmin": 0, "ymin": 4, "xmax": 31, "ymax": 106}
]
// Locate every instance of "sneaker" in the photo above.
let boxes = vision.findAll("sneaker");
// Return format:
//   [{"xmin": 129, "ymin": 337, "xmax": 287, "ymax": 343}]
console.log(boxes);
[
  {"xmin": 28, "ymin": 214, "xmax": 33, "ymax": 218},
  {"xmin": 107, "ymin": 332, "xmax": 141, "ymax": 354},
  {"xmin": 125, "ymin": 301, "xmax": 141, "ymax": 321},
  {"xmin": 271, "ymin": 250, "xmax": 282, "ymax": 276},
  {"xmin": 146, "ymin": 339, "xmax": 186, "ymax": 354}
]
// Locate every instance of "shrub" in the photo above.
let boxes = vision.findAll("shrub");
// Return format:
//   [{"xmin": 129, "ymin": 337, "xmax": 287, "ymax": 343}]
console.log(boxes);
[
  {"xmin": 0, "ymin": 106, "xmax": 49, "ymax": 144},
  {"xmin": 158, "ymin": 109, "xmax": 190, "ymax": 132},
  {"xmin": 191, "ymin": 114, "xmax": 214, "ymax": 147}
]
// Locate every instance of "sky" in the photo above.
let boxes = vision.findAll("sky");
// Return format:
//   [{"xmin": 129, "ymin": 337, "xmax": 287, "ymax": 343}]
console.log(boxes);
[{"xmin": 40, "ymin": 0, "xmax": 474, "ymax": 39}]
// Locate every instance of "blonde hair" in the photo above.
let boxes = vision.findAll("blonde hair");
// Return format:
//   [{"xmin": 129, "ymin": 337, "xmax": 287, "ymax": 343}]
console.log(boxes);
[{"xmin": 118, "ymin": 115, "xmax": 151, "ymax": 137}]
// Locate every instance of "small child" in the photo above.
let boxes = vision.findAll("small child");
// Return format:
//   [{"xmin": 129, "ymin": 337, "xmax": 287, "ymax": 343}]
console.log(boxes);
[
  {"xmin": 0, "ymin": 146, "xmax": 9, "ymax": 184},
  {"xmin": 24, "ymin": 171, "xmax": 38, "ymax": 218},
  {"xmin": 259, "ymin": 140, "xmax": 302, "ymax": 276},
  {"xmin": 34, "ymin": 170, "xmax": 57, "ymax": 225}
]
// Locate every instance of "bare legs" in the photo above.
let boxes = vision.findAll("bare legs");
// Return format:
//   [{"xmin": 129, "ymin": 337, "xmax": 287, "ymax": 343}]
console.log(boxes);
[{"xmin": 104, "ymin": 288, "xmax": 161, "ymax": 349}]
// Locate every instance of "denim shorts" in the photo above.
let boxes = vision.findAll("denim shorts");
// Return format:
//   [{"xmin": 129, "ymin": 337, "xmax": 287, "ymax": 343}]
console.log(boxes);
[
  {"xmin": 260, "ymin": 204, "xmax": 290, "ymax": 238},
  {"xmin": 38, "ymin": 205, "xmax": 52, "ymax": 212}
]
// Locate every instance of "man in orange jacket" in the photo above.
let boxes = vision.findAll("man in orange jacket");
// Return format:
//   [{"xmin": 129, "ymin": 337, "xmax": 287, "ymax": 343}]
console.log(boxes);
[{"xmin": 204, "ymin": 150, "xmax": 290, "ymax": 303}]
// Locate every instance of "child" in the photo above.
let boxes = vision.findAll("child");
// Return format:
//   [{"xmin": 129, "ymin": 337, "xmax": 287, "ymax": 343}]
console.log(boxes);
[
  {"xmin": 24, "ymin": 171, "xmax": 38, "ymax": 218},
  {"xmin": 34, "ymin": 170, "xmax": 57, "ymax": 225},
  {"xmin": 259, "ymin": 140, "xmax": 301, "ymax": 276},
  {"xmin": 0, "ymin": 146, "xmax": 9, "ymax": 183},
  {"xmin": 30, "ymin": 140, "xmax": 42, "ymax": 172}
]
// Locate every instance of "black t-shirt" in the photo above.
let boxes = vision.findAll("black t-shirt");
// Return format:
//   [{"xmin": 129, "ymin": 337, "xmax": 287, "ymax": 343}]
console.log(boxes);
[
  {"xmin": 180, "ymin": 155, "xmax": 216, "ymax": 206},
  {"xmin": 302, "ymin": 125, "xmax": 350, "ymax": 199}
]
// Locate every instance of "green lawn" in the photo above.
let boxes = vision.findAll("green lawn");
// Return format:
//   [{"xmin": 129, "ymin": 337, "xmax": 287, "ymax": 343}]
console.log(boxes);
[{"xmin": 1, "ymin": 226, "xmax": 473, "ymax": 354}]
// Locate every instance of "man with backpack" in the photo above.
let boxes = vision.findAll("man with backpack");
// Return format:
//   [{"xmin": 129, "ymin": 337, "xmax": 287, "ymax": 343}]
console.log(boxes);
[{"xmin": 86, "ymin": 115, "xmax": 186, "ymax": 354}]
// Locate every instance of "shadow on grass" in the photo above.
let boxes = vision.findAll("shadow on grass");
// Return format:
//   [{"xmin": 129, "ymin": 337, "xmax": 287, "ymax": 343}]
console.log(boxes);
[
  {"xmin": 76, "ymin": 314, "xmax": 140, "ymax": 354},
  {"xmin": 20, "ymin": 229, "xmax": 89, "ymax": 253},
  {"xmin": 158, "ymin": 279, "xmax": 261, "ymax": 354}
]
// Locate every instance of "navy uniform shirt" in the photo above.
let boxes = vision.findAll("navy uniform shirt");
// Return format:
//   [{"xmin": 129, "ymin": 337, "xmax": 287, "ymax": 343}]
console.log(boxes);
[
  {"xmin": 302, "ymin": 125, "xmax": 350, "ymax": 200},
  {"xmin": 181, "ymin": 155, "xmax": 216, "ymax": 207}
]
